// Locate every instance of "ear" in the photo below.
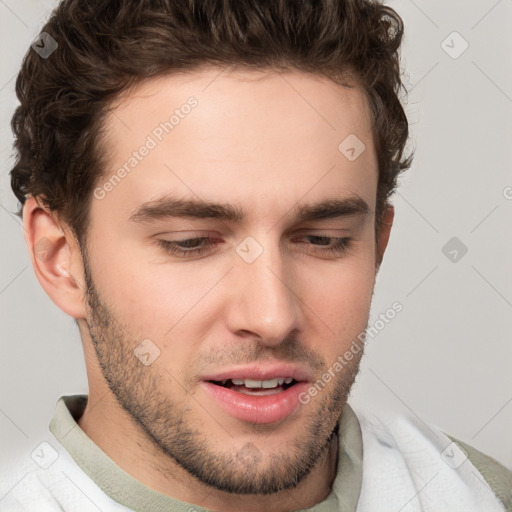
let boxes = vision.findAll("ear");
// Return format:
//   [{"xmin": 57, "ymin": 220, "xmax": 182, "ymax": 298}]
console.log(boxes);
[
  {"xmin": 23, "ymin": 196, "xmax": 87, "ymax": 319},
  {"xmin": 375, "ymin": 205, "xmax": 394, "ymax": 271}
]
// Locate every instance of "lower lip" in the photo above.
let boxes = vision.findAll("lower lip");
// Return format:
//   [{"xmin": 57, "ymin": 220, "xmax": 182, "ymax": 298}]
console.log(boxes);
[{"xmin": 201, "ymin": 381, "xmax": 310, "ymax": 424}]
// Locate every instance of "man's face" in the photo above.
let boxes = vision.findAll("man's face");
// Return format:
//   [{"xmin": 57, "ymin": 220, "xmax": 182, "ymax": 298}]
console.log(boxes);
[{"xmin": 81, "ymin": 67, "xmax": 382, "ymax": 494}]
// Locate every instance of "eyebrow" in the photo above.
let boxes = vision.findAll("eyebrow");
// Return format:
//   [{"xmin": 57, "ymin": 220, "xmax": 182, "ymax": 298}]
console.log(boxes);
[{"xmin": 129, "ymin": 194, "xmax": 370, "ymax": 225}]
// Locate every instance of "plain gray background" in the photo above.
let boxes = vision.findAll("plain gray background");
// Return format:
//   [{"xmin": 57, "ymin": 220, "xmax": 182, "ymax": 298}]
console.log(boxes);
[{"xmin": 1, "ymin": 0, "xmax": 511, "ymax": 472}]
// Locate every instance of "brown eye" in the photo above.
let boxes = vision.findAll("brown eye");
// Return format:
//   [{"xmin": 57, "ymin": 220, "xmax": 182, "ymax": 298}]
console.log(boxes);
[
  {"xmin": 157, "ymin": 237, "xmax": 219, "ymax": 257},
  {"xmin": 295, "ymin": 236, "xmax": 352, "ymax": 255}
]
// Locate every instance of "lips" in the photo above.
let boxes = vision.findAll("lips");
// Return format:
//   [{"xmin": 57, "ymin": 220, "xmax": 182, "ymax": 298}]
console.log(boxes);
[{"xmin": 200, "ymin": 362, "xmax": 312, "ymax": 424}]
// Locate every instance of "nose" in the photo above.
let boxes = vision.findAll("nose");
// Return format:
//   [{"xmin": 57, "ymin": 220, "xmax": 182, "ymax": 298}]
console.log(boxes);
[{"xmin": 226, "ymin": 236, "xmax": 302, "ymax": 347}]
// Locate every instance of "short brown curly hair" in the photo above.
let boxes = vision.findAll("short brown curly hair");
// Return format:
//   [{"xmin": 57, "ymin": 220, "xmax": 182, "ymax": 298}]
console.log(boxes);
[{"xmin": 10, "ymin": 0, "xmax": 412, "ymax": 242}]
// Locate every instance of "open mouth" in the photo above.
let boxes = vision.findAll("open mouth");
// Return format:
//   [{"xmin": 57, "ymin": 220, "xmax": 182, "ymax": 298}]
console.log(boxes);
[
  {"xmin": 202, "ymin": 374, "xmax": 309, "ymax": 423},
  {"xmin": 208, "ymin": 377, "xmax": 298, "ymax": 396}
]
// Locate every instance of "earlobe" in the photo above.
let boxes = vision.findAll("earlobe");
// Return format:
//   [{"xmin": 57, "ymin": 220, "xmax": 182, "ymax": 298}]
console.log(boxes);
[
  {"xmin": 23, "ymin": 196, "xmax": 87, "ymax": 319},
  {"xmin": 376, "ymin": 205, "xmax": 394, "ymax": 270}
]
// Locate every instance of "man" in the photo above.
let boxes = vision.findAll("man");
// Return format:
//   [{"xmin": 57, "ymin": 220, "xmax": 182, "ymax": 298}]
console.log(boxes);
[{"xmin": 1, "ymin": 0, "xmax": 510, "ymax": 510}]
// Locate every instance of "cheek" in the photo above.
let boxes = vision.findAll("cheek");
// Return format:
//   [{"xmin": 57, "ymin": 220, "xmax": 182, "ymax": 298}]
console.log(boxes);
[
  {"xmin": 295, "ymin": 251, "xmax": 376, "ymax": 342},
  {"xmin": 87, "ymin": 235, "xmax": 187, "ymax": 333},
  {"xmin": 92, "ymin": 243, "xmax": 229, "ymax": 349}
]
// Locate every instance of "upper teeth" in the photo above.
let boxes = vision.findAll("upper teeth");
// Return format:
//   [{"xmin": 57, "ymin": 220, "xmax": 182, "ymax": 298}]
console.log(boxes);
[{"xmin": 226, "ymin": 377, "xmax": 293, "ymax": 388}]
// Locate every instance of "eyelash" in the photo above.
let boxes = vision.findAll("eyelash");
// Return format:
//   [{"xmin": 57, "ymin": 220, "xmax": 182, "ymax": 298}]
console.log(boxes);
[{"xmin": 156, "ymin": 235, "xmax": 352, "ymax": 258}]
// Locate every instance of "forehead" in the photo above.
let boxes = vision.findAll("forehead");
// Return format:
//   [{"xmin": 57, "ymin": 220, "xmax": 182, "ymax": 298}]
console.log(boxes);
[
  {"xmin": 94, "ymin": 66, "xmax": 377, "ymax": 225},
  {"xmin": 106, "ymin": 66, "xmax": 373, "ymax": 145}
]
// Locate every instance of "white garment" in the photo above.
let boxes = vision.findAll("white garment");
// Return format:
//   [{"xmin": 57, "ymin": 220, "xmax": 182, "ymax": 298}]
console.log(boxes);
[
  {"xmin": 0, "ymin": 396, "xmax": 509, "ymax": 511},
  {"xmin": 352, "ymin": 404, "xmax": 508, "ymax": 512}
]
